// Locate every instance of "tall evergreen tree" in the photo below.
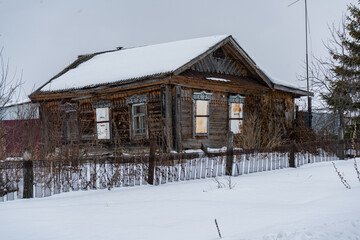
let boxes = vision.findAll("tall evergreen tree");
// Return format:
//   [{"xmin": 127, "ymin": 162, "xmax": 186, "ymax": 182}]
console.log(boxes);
[{"xmin": 318, "ymin": 1, "xmax": 360, "ymax": 140}]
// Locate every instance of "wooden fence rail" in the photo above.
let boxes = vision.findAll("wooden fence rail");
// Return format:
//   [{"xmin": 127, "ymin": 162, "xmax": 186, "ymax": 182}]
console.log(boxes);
[{"xmin": 1, "ymin": 138, "xmax": 357, "ymax": 202}]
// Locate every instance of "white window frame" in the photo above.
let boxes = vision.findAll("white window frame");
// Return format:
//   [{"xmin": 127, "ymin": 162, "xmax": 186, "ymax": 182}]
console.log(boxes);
[{"xmin": 95, "ymin": 107, "xmax": 111, "ymax": 140}]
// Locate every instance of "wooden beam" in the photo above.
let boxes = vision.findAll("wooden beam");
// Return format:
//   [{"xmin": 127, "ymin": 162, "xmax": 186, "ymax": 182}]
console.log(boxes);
[
  {"xmin": 164, "ymin": 85, "xmax": 173, "ymax": 152},
  {"xmin": 174, "ymin": 86, "xmax": 182, "ymax": 152},
  {"xmin": 171, "ymin": 75, "xmax": 269, "ymax": 95}
]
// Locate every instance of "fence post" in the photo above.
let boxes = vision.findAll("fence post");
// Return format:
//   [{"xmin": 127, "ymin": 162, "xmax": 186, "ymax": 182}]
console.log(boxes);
[
  {"xmin": 289, "ymin": 141, "xmax": 296, "ymax": 168},
  {"xmin": 148, "ymin": 140, "xmax": 156, "ymax": 185},
  {"xmin": 226, "ymin": 132, "xmax": 234, "ymax": 175},
  {"xmin": 23, "ymin": 149, "xmax": 34, "ymax": 198}
]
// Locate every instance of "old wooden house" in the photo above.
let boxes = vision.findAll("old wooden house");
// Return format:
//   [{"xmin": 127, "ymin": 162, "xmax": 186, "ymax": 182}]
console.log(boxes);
[{"xmin": 29, "ymin": 35, "xmax": 309, "ymax": 154}]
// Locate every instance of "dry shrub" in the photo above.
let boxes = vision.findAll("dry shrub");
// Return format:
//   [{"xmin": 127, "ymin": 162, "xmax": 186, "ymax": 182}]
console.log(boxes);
[
  {"xmin": 288, "ymin": 111, "xmax": 317, "ymax": 143},
  {"xmin": 234, "ymin": 112, "xmax": 284, "ymax": 150}
]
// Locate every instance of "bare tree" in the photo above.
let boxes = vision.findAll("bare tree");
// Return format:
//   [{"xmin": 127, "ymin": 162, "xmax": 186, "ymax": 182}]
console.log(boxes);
[
  {"xmin": 310, "ymin": 17, "xmax": 360, "ymax": 142},
  {"xmin": 0, "ymin": 47, "xmax": 24, "ymax": 157},
  {"xmin": 0, "ymin": 47, "xmax": 23, "ymax": 111}
]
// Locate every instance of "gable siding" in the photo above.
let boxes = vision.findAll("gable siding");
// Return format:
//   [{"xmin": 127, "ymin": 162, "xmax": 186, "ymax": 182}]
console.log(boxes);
[{"xmin": 189, "ymin": 49, "xmax": 246, "ymax": 77}]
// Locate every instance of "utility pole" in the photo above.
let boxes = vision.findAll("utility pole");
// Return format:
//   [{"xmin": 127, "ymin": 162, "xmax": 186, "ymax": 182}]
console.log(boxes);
[
  {"xmin": 305, "ymin": 0, "xmax": 312, "ymax": 129},
  {"xmin": 289, "ymin": 0, "xmax": 312, "ymax": 129}
]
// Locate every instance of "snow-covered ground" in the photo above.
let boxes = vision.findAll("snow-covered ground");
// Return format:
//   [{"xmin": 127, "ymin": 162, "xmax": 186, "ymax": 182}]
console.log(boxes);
[{"xmin": 1, "ymin": 160, "xmax": 360, "ymax": 240}]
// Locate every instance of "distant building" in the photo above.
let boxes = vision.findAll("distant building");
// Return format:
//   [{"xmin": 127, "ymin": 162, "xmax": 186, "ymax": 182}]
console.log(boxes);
[
  {"xmin": 0, "ymin": 101, "xmax": 40, "ymax": 158},
  {"xmin": 301, "ymin": 110, "xmax": 340, "ymax": 137}
]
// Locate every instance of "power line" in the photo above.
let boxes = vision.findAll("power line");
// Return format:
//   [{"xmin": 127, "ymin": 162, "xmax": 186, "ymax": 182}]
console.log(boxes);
[{"xmin": 288, "ymin": 0, "xmax": 301, "ymax": 7}]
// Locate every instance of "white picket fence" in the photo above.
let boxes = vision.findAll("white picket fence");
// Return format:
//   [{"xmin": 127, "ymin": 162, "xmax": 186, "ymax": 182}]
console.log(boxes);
[{"xmin": 0, "ymin": 150, "xmax": 340, "ymax": 202}]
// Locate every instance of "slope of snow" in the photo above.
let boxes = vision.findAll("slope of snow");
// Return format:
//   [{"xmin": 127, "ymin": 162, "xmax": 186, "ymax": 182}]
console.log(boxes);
[
  {"xmin": 1, "ymin": 160, "xmax": 359, "ymax": 240},
  {"xmin": 42, "ymin": 35, "xmax": 229, "ymax": 92},
  {"xmin": 258, "ymin": 66, "xmax": 306, "ymax": 90}
]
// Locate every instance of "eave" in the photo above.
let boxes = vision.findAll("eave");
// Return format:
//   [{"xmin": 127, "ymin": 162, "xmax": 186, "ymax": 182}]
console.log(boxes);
[{"xmin": 273, "ymin": 84, "xmax": 313, "ymax": 97}]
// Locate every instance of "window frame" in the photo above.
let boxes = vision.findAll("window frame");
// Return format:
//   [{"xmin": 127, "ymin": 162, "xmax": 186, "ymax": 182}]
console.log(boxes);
[
  {"xmin": 132, "ymin": 103, "xmax": 147, "ymax": 138},
  {"xmin": 126, "ymin": 94, "xmax": 149, "ymax": 140},
  {"xmin": 193, "ymin": 91, "xmax": 212, "ymax": 137},
  {"xmin": 60, "ymin": 103, "xmax": 79, "ymax": 143},
  {"xmin": 93, "ymin": 101, "xmax": 112, "ymax": 141},
  {"xmin": 229, "ymin": 95, "xmax": 245, "ymax": 134}
]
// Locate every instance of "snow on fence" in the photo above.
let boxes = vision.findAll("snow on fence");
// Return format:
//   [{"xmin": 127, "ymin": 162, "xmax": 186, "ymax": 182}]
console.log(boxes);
[{"xmin": 0, "ymin": 145, "xmax": 342, "ymax": 202}]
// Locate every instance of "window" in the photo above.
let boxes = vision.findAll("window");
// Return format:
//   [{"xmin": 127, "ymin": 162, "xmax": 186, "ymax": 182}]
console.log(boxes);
[
  {"xmin": 132, "ymin": 103, "xmax": 146, "ymax": 136},
  {"xmin": 230, "ymin": 103, "xmax": 243, "ymax": 134},
  {"xmin": 64, "ymin": 111, "xmax": 79, "ymax": 142},
  {"xmin": 193, "ymin": 91, "xmax": 212, "ymax": 136},
  {"xmin": 213, "ymin": 48, "xmax": 225, "ymax": 59},
  {"xmin": 96, "ymin": 107, "xmax": 110, "ymax": 140},
  {"xmin": 195, "ymin": 100, "xmax": 209, "ymax": 134},
  {"xmin": 126, "ymin": 94, "xmax": 148, "ymax": 139},
  {"xmin": 229, "ymin": 95, "xmax": 245, "ymax": 134},
  {"xmin": 60, "ymin": 103, "xmax": 79, "ymax": 143}
]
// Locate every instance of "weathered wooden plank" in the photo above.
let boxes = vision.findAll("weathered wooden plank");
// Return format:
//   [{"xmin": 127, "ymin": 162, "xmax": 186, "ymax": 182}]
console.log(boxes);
[
  {"xmin": 163, "ymin": 85, "xmax": 173, "ymax": 152},
  {"xmin": 174, "ymin": 86, "xmax": 182, "ymax": 152}
]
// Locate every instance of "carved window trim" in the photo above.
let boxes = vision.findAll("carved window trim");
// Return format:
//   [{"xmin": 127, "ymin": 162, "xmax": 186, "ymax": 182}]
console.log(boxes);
[
  {"xmin": 60, "ymin": 102, "xmax": 78, "ymax": 112},
  {"xmin": 193, "ymin": 91, "xmax": 212, "ymax": 101},
  {"xmin": 92, "ymin": 100, "xmax": 111, "ymax": 109},
  {"xmin": 126, "ymin": 95, "xmax": 148, "ymax": 105},
  {"xmin": 229, "ymin": 94, "xmax": 245, "ymax": 103}
]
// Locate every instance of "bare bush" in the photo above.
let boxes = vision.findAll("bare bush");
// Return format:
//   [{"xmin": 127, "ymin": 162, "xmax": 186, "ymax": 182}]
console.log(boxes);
[{"xmin": 235, "ymin": 112, "xmax": 284, "ymax": 150}]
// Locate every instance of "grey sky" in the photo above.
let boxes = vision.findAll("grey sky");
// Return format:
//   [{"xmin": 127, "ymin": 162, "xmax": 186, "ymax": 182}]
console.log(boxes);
[{"xmin": 0, "ymin": 0, "xmax": 357, "ymax": 103}]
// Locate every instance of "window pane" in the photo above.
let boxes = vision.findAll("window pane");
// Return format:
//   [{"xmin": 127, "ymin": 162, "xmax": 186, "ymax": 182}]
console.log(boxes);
[
  {"xmin": 195, "ymin": 117, "xmax": 208, "ymax": 134},
  {"xmin": 231, "ymin": 103, "xmax": 243, "ymax": 118},
  {"xmin": 133, "ymin": 104, "xmax": 145, "ymax": 115},
  {"xmin": 134, "ymin": 114, "xmax": 146, "ymax": 135},
  {"xmin": 196, "ymin": 100, "xmax": 209, "ymax": 115},
  {"xmin": 97, "ymin": 122, "xmax": 110, "ymax": 139},
  {"xmin": 96, "ymin": 108, "xmax": 109, "ymax": 122},
  {"xmin": 230, "ymin": 119, "xmax": 243, "ymax": 134}
]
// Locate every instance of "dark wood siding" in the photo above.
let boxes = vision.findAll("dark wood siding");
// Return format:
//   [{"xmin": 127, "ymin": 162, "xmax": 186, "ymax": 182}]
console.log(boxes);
[{"xmin": 180, "ymin": 87, "xmax": 228, "ymax": 149}]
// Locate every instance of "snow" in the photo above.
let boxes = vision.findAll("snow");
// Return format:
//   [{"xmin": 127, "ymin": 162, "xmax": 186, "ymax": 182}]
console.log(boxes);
[
  {"xmin": 258, "ymin": 66, "xmax": 306, "ymax": 90},
  {"xmin": 206, "ymin": 77, "xmax": 231, "ymax": 82},
  {"xmin": 1, "ymin": 102, "xmax": 39, "ymax": 120},
  {"xmin": 3, "ymin": 97, "xmax": 31, "ymax": 107},
  {"xmin": 41, "ymin": 35, "xmax": 229, "ymax": 92},
  {"xmin": 207, "ymin": 146, "xmax": 227, "ymax": 153},
  {"xmin": 183, "ymin": 149, "xmax": 204, "ymax": 154},
  {"xmin": 1, "ymin": 160, "xmax": 360, "ymax": 240}
]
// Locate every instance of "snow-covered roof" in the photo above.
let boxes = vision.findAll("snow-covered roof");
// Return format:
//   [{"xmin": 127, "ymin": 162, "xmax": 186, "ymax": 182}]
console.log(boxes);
[
  {"xmin": 257, "ymin": 68, "xmax": 312, "ymax": 96},
  {"xmin": 39, "ymin": 35, "xmax": 229, "ymax": 92},
  {"xmin": 33, "ymin": 35, "xmax": 310, "ymax": 96},
  {"xmin": 4, "ymin": 97, "xmax": 31, "ymax": 108}
]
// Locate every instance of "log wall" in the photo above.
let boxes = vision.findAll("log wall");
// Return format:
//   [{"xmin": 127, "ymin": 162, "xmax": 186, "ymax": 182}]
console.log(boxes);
[
  {"xmin": 180, "ymin": 87, "xmax": 228, "ymax": 149},
  {"xmin": 39, "ymin": 87, "xmax": 164, "ymax": 154}
]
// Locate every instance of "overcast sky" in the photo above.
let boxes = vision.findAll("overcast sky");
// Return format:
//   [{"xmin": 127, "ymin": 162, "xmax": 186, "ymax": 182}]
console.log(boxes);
[{"xmin": 0, "ymin": 0, "xmax": 357, "ymax": 105}]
